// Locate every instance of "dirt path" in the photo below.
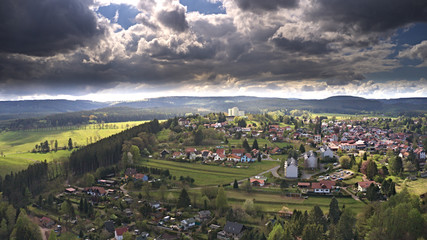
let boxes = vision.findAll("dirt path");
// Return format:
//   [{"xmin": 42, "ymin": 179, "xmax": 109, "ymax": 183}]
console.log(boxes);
[{"xmin": 29, "ymin": 215, "xmax": 50, "ymax": 240}]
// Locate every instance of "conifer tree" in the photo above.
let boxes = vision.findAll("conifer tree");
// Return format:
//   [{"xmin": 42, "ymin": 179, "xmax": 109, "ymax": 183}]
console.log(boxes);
[{"xmin": 177, "ymin": 188, "xmax": 191, "ymax": 208}]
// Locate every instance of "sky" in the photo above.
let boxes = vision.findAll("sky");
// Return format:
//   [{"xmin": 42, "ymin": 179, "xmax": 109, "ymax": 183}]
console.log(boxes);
[{"xmin": 0, "ymin": 0, "xmax": 427, "ymax": 101}]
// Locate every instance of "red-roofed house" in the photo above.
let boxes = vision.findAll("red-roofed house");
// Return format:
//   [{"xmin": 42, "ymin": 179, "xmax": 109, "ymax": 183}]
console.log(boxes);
[
  {"xmin": 228, "ymin": 154, "xmax": 241, "ymax": 162},
  {"xmin": 311, "ymin": 180, "xmax": 336, "ymax": 194},
  {"xmin": 115, "ymin": 227, "xmax": 128, "ymax": 240},
  {"xmin": 357, "ymin": 181, "xmax": 377, "ymax": 192},
  {"xmin": 231, "ymin": 149, "xmax": 245, "ymax": 157}
]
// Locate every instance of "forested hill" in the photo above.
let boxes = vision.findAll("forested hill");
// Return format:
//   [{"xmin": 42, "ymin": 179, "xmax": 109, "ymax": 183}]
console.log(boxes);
[
  {"xmin": 0, "ymin": 96, "xmax": 426, "ymax": 128},
  {"xmin": 0, "ymin": 100, "xmax": 108, "ymax": 120}
]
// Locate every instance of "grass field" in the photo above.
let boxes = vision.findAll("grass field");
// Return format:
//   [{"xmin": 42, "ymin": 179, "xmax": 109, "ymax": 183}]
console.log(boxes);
[
  {"xmin": 142, "ymin": 158, "xmax": 279, "ymax": 186},
  {"xmin": 0, "ymin": 121, "xmax": 147, "ymax": 176},
  {"xmin": 225, "ymin": 189, "xmax": 366, "ymax": 213},
  {"xmin": 387, "ymin": 176, "xmax": 427, "ymax": 196}
]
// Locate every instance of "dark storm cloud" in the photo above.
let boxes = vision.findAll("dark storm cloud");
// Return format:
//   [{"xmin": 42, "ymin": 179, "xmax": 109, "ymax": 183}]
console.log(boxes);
[
  {"xmin": 271, "ymin": 37, "xmax": 333, "ymax": 55},
  {"xmin": 308, "ymin": 0, "xmax": 427, "ymax": 35},
  {"xmin": 157, "ymin": 8, "xmax": 189, "ymax": 32},
  {"xmin": 0, "ymin": 0, "xmax": 104, "ymax": 56},
  {"xmin": 236, "ymin": 0, "xmax": 299, "ymax": 12}
]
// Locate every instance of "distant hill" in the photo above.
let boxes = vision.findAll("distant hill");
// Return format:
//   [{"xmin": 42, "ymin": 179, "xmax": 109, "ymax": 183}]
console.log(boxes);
[
  {"xmin": 0, "ymin": 96, "xmax": 425, "ymax": 123},
  {"xmin": 0, "ymin": 100, "xmax": 108, "ymax": 120}
]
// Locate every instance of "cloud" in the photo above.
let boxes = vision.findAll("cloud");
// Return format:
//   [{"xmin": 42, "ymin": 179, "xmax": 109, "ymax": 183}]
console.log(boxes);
[
  {"xmin": 398, "ymin": 40, "xmax": 427, "ymax": 66},
  {"xmin": 0, "ymin": 0, "xmax": 425, "ymax": 99},
  {"xmin": 156, "ymin": 7, "xmax": 189, "ymax": 32},
  {"xmin": 0, "ymin": 0, "xmax": 104, "ymax": 56},
  {"xmin": 307, "ymin": 0, "xmax": 427, "ymax": 41},
  {"xmin": 235, "ymin": 0, "xmax": 299, "ymax": 12}
]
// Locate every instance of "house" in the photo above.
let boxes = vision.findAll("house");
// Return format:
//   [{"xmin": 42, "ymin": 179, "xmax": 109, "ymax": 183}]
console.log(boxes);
[
  {"xmin": 125, "ymin": 168, "xmax": 138, "ymax": 179},
  {"xmin": 311, "ymin": 180, "xmax": 336, "ymax": 194},
  {"xmin": 340, "ymin": 143, "xmax": 357, "ymax": 151},
  {"xmin": 104, "ymin": 220, "xmax": 115, "ymax": 233},
  {"xmin": 178, "ymin": 118, "xmax": 190, "ymax": 126},
  {"xmin": 304, "ymin": 151, "xmax": 318, "ymax": 169},
  {"xmin": 232, "ymin": 149, "xmax": 245, "ymax": 157},
  {"xmin": 270, "ymin": 147, "xmax": 281, "ymax": 155},
  {"xmin": 357, "ymin": 181, "xmax": 376, "ymax": 192},
  {"xmin": 115, "ymin": 227, "xmax": 128, "ymax": 240},
  {"xmin": 160, "ymin": 149, "xmax": 170, "ymax": 158},
  {"xmin": 134, "ymin": 173, "xmax": 149, "ymax": 182},
  {"xmin": 85, "ymin": 187, "xmax": 107, "ymax": 196},
  {"xmin": 228, "ymin": 154, "xmax": 241, "ymax": 162},
  {"xmin": 185, "ymin": 148, "xmax": 198, "ymax": 160},
  {"xmin": 181, "ymin": 218, "xmax": 196, "ymax": 230},
  {"xmin": 198, "ymin": 210, "xmax": 212, "ymax": 222},
  {"xmin": 65, "ymin": 187, "xmax": 76, "ymax": 194},
  {"xmin": 172, "ymin": 151, "xmax": 183, "ymax": 159},
  {"xmin": 320, "ymin": 146, "xmax": 334, "ymax": 159},
  {"xmin": 250, "ymin": 176, "xmax": 267, "ymax": 186},
  {"xmin": 240, "ymin": 153, "xmax": 253, "ymax": 163},
  {"xmin": 284, "ymin": 157, "xmax": 298, "ymax": 178},
  {"xmin": 215, "ymin": 153, "xmax": 226, "ymax": 161},
  {"xmin": 297, "ymin": 182, "xmax": 311, "ymax": 188},
  {"xmin": 218, "ymin": 221, "xmax": 245, "ymax": 240},
  {"xmin": 201, "ymin": 150, "xmax": 212, "ymax": 160},
  {"xmin": 40, "ymin": 217, "xmax": 55, "ymax": 228},
  {"xmin": 314, "ymin": 135, "xmax": 322, "ymax": 143}
]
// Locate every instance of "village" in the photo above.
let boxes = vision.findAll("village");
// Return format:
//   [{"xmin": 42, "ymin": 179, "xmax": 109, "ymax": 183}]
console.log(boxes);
[{"xmin": 27, "ymin": 109, "xmax": 426, "ymax": 239}]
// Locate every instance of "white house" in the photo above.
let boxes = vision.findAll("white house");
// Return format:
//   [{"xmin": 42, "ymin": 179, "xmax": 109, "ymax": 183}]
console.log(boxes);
[
  {"xmin": 314, "ymin": 135, "xmax": 322, "ymax": 143},
  {"xmin": 357, "ymin": 181, "xmax": 376, "ymax": 192},
  {"xmin": 320, "ymin": 146, "xmax": 334, "ymax": 159},
  {"xmin": 311, "ymin": 181, "xmax": 336, "ymax": 194},
  {"xmin": 304, "ymin": 151, "xmax": 318, "ymax": 169},
  {"xmin": 284, "ymin": 157, "xmax": 298, "ymax": 178}
]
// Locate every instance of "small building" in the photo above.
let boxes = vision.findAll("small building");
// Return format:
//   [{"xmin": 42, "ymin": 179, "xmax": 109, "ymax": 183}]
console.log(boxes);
[
  {"xmin": 311, "ymin": 180, "xmax": 336, "ymax": 194},
  {"xmin": 250, "ymin": 176, "xmax": 267, "ymax": 187},
  {"xmin": 314, "ymin": 135, "xmax": 322, "ymax": 143},
  {"xmin": 160, "ymin": 149, "xmax": 170, "ymax": 158},
  {"xmin": 134, "ymin": 173, "xmax": 148, "ymax": 182},
  {"xmin": 85, "ymin": 186, "xmax": 107, "ymax": 196},
  {"xmin": 115, "ymin": 227, "xmax": 129, "ymax": 240},
  {"xmin": 65, "ymin": 188, "xmax": 76, "ymax": 194},
  {"xmin": 218, "ymin": 221, "xmax": 245, "ymax": 240},
  {"xmin": 357, "ymin": 181, "xmax": 376, "ymax": 192},
  {"xmin": 40, "ymin": 217, "xmax": 55, "ymax": 228},
  {"xmin": 320, "ymin": 146, "xmax": 334, "ymax": 159},
  {"xmin": 240, "ymin": 153, "xmax": 254, "ymax": 163},
  {"xmin": 124, "ymin": 168, "xmax": 138, "ymax": 179},
  {"xmin": 181, "ymin": 218, "xmax": 196, "ymax": 230},
  {"xmin": 198, "ymin": 210, "xmax": 212, "ymax": 222},
  {"xmin": 284, "ymin": 157, "xmax": 298, "ymax": 178},
  {"xmin": 231, "ymin": 149, "xmax": 245, "ymax": 157}
]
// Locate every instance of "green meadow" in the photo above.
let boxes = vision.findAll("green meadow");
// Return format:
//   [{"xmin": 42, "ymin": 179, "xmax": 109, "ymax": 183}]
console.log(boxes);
[
  {"xmin": 0, "ymin": 121, "xmax": 147, "ymax": 176},
  {"xmin": 142, "ymin": 158, "xmax": 279, "ymax": 186}
]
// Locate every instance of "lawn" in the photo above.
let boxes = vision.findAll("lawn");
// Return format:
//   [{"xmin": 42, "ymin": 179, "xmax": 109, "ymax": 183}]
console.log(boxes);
[
  {"xmin": 141, "ymin": 158, "xmax": 279, "ymax": 186},
  {"xmin": 0, "ymin": 121, "xmax": 148, "ymax": 176},
  {"xmin": 225, "ymin": 189, "xmax": 366, "ymax": 213},
  {"xmin": 387, "ymin": 176, "xmax": 427, "ymax": 196}
]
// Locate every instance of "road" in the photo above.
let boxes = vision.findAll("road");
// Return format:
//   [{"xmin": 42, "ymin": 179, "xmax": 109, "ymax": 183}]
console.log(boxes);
[{"xmin": 120, "ymin": 183, "xmax": 129, "ymax": 195}]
